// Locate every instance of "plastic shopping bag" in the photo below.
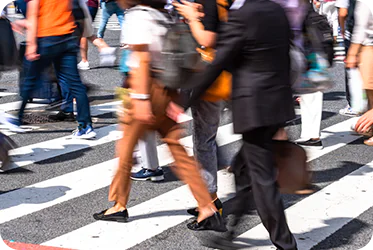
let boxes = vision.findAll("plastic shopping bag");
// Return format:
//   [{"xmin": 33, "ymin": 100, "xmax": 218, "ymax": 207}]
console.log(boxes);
[
  {"xmin": 292, "ymin": 52, "xmax": 334, "ymax": 94},
  {"xmin": 347, "ymin": 68, "xmax": 367, "ymax": 113}
]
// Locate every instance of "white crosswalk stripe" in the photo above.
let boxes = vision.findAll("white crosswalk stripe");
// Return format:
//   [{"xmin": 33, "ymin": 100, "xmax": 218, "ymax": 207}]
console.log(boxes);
[
  {"xmin": 334, "ymin": 35, "xmax": 346, "ymax": 62},
  {"xmin": 0, "ymin": 94, "xmax": 372, "ymax": 250},
  {"xmin": 1, "ymin": 59, "xmax": 373, "ymax": 250}
]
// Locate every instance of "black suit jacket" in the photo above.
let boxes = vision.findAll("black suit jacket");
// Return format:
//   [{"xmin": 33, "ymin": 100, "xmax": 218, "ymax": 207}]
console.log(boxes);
[{"xmin": 185, "ymin": 0, "xmax": 295, "ymax": 134}]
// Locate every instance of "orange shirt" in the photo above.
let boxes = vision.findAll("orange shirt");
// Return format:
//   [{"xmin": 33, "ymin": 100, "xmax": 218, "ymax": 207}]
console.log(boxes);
[{"xmin": 37, "ymin": 0, "xmax": 76, "ymax": 37}]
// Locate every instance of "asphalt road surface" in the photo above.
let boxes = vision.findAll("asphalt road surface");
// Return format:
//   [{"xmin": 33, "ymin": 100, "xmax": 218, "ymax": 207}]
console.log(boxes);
[{"xmin": 0, "ymin": 12, "xmax": 372, "ymax": 250}]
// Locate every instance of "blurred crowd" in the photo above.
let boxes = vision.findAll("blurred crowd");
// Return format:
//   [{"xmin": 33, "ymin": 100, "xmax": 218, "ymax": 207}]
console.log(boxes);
[{"xmin": 1, "ymin": 0, "xmax": 373, "ymax": 249}]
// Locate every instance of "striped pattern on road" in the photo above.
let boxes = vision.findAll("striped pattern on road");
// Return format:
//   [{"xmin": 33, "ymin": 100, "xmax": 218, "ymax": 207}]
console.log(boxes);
[{"xmin": 1, "ymin": 104, "xmax": 372, "ymax": 250}]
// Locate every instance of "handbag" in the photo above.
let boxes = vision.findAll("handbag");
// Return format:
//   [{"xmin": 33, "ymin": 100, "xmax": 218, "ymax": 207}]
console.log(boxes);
[
  {"xmin": 231, "ymin": 140, "xmax": 312, "ymax": 194},
  {"xmin": 347, "ymin": 68, "xmax": 367, "ymax": 114},
  {"xmin": 197, "ymin": 47, "xmax": 232, "ymax": 102},
  {"xmin": 0, "ymin": 18, "xmax": 18, "ymax": 72},
  {"xmin": 274, "ymin": 140, "xmax": 312, "ymax": 194}
]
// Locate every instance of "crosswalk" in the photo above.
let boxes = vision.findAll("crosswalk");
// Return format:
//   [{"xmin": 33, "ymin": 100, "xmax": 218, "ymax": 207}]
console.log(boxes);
[
  {"xmin": 0, "ymin": 90, "xmax": 373, "ymax": 250},
  {"xmin": 93, "ymin": 9, "xmax": 122, "ymax": 31},
  {"xmin": 3, "ymin": 4, "xmax": 372, "ymax": 249},
  {"xmin": 334, "ymin": 35, "xmax": 346, "ymax": 62}
]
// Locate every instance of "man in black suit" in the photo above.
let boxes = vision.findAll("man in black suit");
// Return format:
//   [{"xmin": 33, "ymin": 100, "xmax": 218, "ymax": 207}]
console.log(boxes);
[{"xmin": 167, "ymin": 0, "xmax": 297, "ymax": 249}]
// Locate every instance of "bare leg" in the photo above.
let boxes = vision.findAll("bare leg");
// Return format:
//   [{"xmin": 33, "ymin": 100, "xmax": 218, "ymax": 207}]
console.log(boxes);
[
  {"xmin": 80, "ymin": 37, "xmax": 89, "ymax": 63},
  {"xmin": 89, "ymin": 35, "xmax": 109, "ymax": 52}
]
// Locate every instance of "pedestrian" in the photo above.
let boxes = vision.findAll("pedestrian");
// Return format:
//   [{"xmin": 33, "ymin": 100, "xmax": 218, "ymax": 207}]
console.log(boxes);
[
  {"xmin": 16, "ymin": 0, "xmax": 96, "ymax": 138},
  {"xmin": 347, "ymin": 0, "xmax": 373, "ymax": 145},
  {"xmin": 167, "ymin": 0, "xmax": 298, "ymax": 248},
  {"xmin": 77, "ymin": 0, "xmax": 117, "ymax": 70},
  {"xmin": 173, "ymin": 0, "xmax": 229, "ymax": 217},
  {"xmin": 336, "ymin": 0, "xmax": 359, "ymax": 116},
  {"xmin": 97, "ymin": 0, "xmax": 125, "ymax": 39},
  {"xmin": 93, "ymin": 0, "xmax": 225, "ymax": 232}
]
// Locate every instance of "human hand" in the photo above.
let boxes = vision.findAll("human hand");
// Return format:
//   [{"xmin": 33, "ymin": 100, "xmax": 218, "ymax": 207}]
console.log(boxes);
[
  {"xmin": 166, "ymin": 101, "xmax": 184, "ymax": 122},
  {"xmin": 173, "ymin": 1, "xmax": 204, "ymax": 21},
  {"xmin": 132, "ymin": 99, "xmax": 156, "ymax": 124},
  {"xmin": 11, "ymin": 20, "xmax": 27, "ymax": 35},
  {"xmin": 25, "ymin": 43, "xmax": 40, "ymax": 61},
  {"xmin": 355, "ymin": 109, "xmax": 373, "ymax": 134},
  {"xmin": 345, "ymin": 55, "xmax": 358, "ymax": 69}
]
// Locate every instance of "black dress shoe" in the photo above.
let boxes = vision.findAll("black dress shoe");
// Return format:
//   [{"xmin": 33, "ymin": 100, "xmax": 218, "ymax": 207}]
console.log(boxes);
[
  {"xmin": 187, "ymin": 198, "xmax": 223, "ymax": 217},
  {"xmin": 93, "ymin": 209, "xmax": 129, "ymax": 223},
  {"xmin": 187, "ymin": 212, "xmax": 227, "ymax": 232}
]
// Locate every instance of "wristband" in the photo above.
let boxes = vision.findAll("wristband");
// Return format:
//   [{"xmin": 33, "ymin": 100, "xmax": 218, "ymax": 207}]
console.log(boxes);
[{"xmin": 130, "ymin": 93, "xmax": 150, "ymax": 100}]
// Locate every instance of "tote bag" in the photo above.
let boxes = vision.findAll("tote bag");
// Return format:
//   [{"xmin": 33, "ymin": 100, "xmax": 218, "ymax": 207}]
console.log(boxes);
[{"xmin": 347, "ymin": 68, "xmax": 367, "ymax": 114}]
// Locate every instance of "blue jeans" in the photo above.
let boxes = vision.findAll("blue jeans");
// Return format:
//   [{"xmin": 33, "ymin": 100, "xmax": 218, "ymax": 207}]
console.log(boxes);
[
  {"xmin": 89, "ymin": 6, "xmax": 98, "ymax": 21},
  {"xmin": 97, "ymin": 1, "xmax": 124, "ymax": 38},
  {"xmin": 191, "ymin": 99, "xmax": 222, "ymax": 194},
  {"xmin": 20, "ymin": 35, "xmax": 92, "ymax": 127}
]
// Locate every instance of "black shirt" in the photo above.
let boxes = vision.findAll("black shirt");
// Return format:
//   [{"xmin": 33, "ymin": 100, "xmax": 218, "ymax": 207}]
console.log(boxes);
[{"xmin": 202, "ymin": 0, "xmax": 220, "ymax": 33}]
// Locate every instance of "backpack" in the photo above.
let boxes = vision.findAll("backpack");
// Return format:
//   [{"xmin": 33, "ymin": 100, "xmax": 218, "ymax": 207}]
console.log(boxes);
[
  {"xmin": 126, "ymin": 6, "xmax": 206, "ymax": 90},
  {"xmin": 158, "ymin": 21, "xmax": 207, "ymax": 89},
  {"xmin": 303, "ymin": 3, "xmax": 334, "ymax": 66}
]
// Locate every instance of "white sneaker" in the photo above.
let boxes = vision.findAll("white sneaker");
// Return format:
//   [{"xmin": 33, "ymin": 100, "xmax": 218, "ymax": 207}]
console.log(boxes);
[
  {"xmin": 77, "ymin": 61, "xmax": 90, "ymax": 70},
  {"xmin": 100, "ymin": 47, "xmax": 116, "ymax": 67},
  {"xmin": 339, "ymin": 105, "xmax": 360, "ymax": 117}
]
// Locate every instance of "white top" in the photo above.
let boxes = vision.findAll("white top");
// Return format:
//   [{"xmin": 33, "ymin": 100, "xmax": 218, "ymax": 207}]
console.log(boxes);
[
  {"xmin": 121, "ymin": 6, "xmax": 169, "ymax": 69},
  {"xmin": 351, "ymin": 0, "xmax": 373, "ymax": 46},
  {"xmin": 335, "ymin": 0, "xmax": 349, "ymax": 9}
]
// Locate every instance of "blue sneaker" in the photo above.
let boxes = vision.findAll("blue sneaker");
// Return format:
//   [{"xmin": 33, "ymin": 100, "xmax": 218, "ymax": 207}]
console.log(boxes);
[
  {"xmin": 131, "ymin": 168, "xmax": 164, "ymax": 182},
  {"xmin": 72, "ymin": 125, "xmax": 96, "ymax": 139},
  {"xmin": 0, "ymin": 115, "xmax": 25, "ymax": 133}
]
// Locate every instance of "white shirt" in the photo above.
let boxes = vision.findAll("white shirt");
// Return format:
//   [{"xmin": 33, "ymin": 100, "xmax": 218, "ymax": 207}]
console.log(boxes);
[
  {"xmin": 121, "ymin": 6, "xmax": 169, "ymax": 69},
  {"xmin": 335, "ymin": 0, "xmax": 349, "ymax": 9},
  {"xmin": 352, "ymin": 0, "xmax": 373, "ymax": 45}
]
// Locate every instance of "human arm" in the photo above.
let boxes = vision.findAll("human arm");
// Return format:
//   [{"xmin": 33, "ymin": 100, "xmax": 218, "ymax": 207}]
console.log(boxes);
[
  {"xmin": 338, "ymin": 8, "xmax": 348, "ymax": 38},
  {"xmin": 345, "ymin": 1, "xmax": 371, "ymax": 68},
  {"xmin": 25, "ymin": 0, "xmax": 40, "ymax": 61},
  {"xmin": 121, "ymin": 11, "xmax": 155, "ymax": 124},
  {"xmin": 11, "ymin": 19, "xmax": 28, "ymax": 35},
  {"xmin": 335, "ymin": 0, "xmax": 350, "ymax": 38},
  {"xmin": 174, "ymin": 0, "xmax": 217, "ymax": 47},
  {"xmin": 167, "ymin": 10, "xmax": 245, "ymax": 121},
  {"xmin": 128, "ymin": 45, "xmax": 155, "ymax": 124}
]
